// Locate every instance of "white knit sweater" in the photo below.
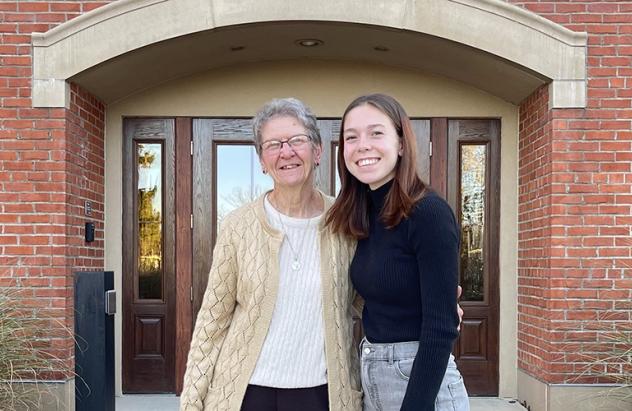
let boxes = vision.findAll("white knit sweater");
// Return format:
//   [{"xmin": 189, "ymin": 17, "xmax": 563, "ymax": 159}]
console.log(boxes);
[{"xmin": 249, "ymin": 196, "xmax": 326, "ymax": 387}]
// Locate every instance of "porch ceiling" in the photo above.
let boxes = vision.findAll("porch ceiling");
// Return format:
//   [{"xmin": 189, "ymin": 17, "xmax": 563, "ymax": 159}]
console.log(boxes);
[{"xmin": 70, "ymin": 21, "xmax": 547, "ymax": 105}]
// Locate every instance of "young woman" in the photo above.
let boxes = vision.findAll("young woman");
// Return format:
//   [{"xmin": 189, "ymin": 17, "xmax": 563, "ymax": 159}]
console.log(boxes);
[{"xmin": 326, "ymin": 94, "xmax": 469, "ymax": 411}]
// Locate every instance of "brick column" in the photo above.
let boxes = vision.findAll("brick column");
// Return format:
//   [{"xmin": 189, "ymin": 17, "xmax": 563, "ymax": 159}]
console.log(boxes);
[
  {"xmin": 517, "ymin": 85, "xmax": 555, "ymax": 382},
  {"xmin": 513, "ymin": 0, "xmax": 632, "ymax": 394},
  {"xmin": 0, "ymin": 0, "xmax": 112, "ymax": 389}
]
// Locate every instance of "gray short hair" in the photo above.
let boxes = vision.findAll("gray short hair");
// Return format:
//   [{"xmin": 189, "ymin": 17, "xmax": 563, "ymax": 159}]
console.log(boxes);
[{"xmin": 252, "ymin": 97, "xmax": 322, "ymax": 156}]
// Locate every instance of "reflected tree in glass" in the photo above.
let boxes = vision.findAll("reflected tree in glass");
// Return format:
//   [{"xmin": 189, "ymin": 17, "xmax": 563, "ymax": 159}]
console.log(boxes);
[
  {"xmin": 460, "ymin": 144, "xmax": 486, "ymax": 301},
  {"xmin": 137, "ymin": 143, "xmax": 163, "ymax": 299},
  {"xmin": 217, "ymin": 145, "xmax": 272, "ymax": 224}
]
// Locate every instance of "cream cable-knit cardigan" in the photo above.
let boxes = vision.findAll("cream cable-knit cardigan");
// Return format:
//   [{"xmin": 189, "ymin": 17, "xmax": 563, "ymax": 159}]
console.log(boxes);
[{"xmin": 179, "ymin": 192, "xmax": 362, "ymax": 411}]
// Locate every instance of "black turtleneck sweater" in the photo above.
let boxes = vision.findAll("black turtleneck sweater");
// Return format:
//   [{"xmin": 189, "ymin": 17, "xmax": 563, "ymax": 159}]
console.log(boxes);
[{"xmin": 350, "ymin": 181, "xmax": 460, "ymax": 411}]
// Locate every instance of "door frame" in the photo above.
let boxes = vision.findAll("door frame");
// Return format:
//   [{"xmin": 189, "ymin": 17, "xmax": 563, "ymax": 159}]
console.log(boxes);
[
  {"xmin": 174, "ymin": 118, "xmax": 193, "ymax": 394},
  {"xmin": 123, "ymin": 116, "xmax": 501, "ymax": 395}
]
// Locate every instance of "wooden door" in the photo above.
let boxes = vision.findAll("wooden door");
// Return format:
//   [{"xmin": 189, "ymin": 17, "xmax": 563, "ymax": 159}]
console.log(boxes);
[
  {"xmin": 444, "ymin": 119, "xmax": 501, "ymax": 396},
  {"xmin": 124, "ymin": 116, "xmax": 500, "ymax": 396},
  {"xmin": 190, "ymin": 119, "xmax": 338, "ymax": 322},
  {"xmin": 122, "ymin": 119, "xmax": 176, "ymax": 393}
]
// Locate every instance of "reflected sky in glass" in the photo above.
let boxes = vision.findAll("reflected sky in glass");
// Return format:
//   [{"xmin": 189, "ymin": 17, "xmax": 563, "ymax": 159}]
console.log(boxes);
[
  {"xmin": 138, "ymin": 144, "xmax": 162, "ymax": 212},
  {"xmin": 217, "ymin": 145, "xmax": 273, "ymax": 221}
]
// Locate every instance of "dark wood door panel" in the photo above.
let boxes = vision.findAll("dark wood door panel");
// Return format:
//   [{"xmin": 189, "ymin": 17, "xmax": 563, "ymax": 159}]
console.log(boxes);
[
  {"xmin": 446, "ymin": 119, "xmax": 500, "ymax": 396},
  {"xmin": 174, "ymin": 118, "xmax": 193, "ymax": 394},
  {"xmin": 411, "ymin": 120, "xmax": 431, "ymax": 183},
  {"xmin": 430, "ymin": 118, "xmax": 448, "ymax": 196},
  {"xmin": 458, "ymin": 317, "xmax": 488, "ymax": 360},
  {"xmin": 123, "ymin": 118, "xmax": 176, "ymax": 393},
  {"xmin": 457, "ymin": 361, "xmax": 498, "ymax": 396},
  {"xmin": 135, "ymin": 315, "xmax": 165, "ymax": 357}
]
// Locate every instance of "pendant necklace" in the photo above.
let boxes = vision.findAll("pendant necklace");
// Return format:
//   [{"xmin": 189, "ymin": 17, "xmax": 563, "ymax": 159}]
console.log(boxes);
[
  {"xmin": 275, "ymin": 209, "xmax": 304, "ymax": 271},
  {"xmin": 270, "ymin": 195, "xmax": 314, "ymax": 271}
]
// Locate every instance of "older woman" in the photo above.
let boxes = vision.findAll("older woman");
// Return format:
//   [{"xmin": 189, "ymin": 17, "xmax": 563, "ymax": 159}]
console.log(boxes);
[{"xmin": 179, "ymin": 98, "xmax": 362, "ymax": 411}]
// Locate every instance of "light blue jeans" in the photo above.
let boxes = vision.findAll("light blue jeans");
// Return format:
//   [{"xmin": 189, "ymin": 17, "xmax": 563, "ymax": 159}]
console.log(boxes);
[{"xmin": 360, "ymin": 338, "xmax": 469, "ymax": 411}]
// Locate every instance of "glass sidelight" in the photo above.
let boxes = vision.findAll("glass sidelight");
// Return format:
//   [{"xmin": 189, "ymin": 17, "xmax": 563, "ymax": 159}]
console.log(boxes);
[
  {"xmin": 136, "ymin": 143, "xmax": 163, "ymax": 300},
  {"xmin": 459, "ymin": 144, "xmax": 487, "ymax": 302}
]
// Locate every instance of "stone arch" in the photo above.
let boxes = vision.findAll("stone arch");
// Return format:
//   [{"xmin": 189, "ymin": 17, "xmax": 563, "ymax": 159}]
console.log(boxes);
[{"xmin": 32, "ymin": 0, "xmax": 586, "ymax": 108}]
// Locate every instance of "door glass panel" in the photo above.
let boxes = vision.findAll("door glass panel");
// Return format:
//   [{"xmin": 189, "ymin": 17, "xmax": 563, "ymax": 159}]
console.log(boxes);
[
  {"xmin": 333, "ymin": 143, "xmax": 341, "ymax": 196},
  {"xmin": 137, "ymin": 143, "xmax": 163, "ymax": 300},
  {"xmin": 460, "ymin": 144, "xmax": 486, "ymax": 301},
  {"xmin": 217, "ymin": 145, "xmax": 273, "ymax": 223}
]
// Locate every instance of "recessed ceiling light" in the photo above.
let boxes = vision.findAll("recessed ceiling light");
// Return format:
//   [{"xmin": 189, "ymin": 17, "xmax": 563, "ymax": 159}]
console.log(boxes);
[{"xmin": 295, "ymin": 39, "xmax": 323, "ymax": 47}]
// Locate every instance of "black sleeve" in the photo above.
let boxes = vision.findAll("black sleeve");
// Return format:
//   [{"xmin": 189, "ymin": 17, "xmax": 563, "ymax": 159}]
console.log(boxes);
[{"xmin": 401, "ymin": 195, "xmax": 460, "ymax": 411}]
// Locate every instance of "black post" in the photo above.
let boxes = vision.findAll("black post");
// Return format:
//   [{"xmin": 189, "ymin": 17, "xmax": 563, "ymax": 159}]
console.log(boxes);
[{"xmin": 74, "ymin": 271, "xmax": 115, "ymax": 411}]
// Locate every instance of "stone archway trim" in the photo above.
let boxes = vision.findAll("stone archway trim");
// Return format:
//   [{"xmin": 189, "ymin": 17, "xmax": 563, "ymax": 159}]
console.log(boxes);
[{"xmin": 31, "ymin": 0, "xmax": 587, "ymax": 108}]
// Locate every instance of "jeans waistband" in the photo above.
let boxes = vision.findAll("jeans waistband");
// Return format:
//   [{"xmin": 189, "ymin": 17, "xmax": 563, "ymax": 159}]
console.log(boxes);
[{"xmin": 360, "ymin": 337, "xmax": 419, "ymax": 363}]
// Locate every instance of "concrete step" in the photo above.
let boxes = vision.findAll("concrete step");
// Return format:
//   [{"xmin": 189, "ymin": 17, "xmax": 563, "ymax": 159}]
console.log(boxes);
[
  {"xmin": 471, "ymin": 398, "xmax": 527, "ymax": 411},
  {"xmin": 115, "ymin": 395, "xmax": 527, "ymax": 410}
]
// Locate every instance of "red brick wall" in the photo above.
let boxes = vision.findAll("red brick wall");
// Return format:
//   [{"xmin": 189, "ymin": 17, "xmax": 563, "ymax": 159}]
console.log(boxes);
[
  {"xmin": 61, "ymin": 82, "xmax": 106, "ymax": 340},
  {"xmin": 65, "ymin": 84, "xmax": 106, "ymax": 274},
  {"xmin": 517, "ymin": 85, "xmax": 555, "ymax": 381},
  {"xmin": 0, "ymin": 1, "xmax": 112, "ymax": 377},
  {"xmin": 510, "ymin": 0, "xmax": 632, "ymax": 385}
]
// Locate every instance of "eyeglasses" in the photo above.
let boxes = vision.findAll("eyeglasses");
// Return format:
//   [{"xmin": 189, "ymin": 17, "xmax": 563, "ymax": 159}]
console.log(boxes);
[{"xmin": 260, "ymin": 134, "xmax": 311, "ymax": 154}]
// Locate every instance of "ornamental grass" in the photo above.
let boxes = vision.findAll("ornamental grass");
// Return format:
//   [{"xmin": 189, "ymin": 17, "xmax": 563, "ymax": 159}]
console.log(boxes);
[{"xmin": 0, "ymin": 288, "xmax": 73, "ymax": 411}]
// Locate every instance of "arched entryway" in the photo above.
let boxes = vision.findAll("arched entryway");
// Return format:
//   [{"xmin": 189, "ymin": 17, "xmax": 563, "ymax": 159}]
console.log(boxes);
[
  {"xmin": 30, "ymin": 0, "xmax": 587, "ymax": 400},
  {"xmin": 32, "ymin": 0, "xmax": 586, "ymax": 109}
]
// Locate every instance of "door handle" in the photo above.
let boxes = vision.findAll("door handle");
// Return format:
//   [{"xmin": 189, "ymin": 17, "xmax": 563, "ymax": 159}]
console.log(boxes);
[{"xmin": 105, "ymin": 290, "xmax": 116, "ymax": 315}]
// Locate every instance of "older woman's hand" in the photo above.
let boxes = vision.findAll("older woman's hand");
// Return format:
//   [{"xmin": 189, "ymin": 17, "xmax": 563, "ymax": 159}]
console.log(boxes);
[{"xmin": 457, "ymin": 285, "xmax": 464, "ymax": 332}]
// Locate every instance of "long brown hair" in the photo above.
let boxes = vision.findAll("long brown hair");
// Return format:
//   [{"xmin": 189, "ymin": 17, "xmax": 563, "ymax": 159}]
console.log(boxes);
[{"xmin": 326, "ymin": 94, "xmax": 426, "ymax": 239}]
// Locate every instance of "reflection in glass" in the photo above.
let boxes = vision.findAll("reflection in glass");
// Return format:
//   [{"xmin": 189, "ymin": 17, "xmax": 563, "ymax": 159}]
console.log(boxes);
[
  {"xmin": 217, "ymin": 145, "xmax": 273, "ymax": 224},
  {"xmin": 460, "ymin": 144, "xmax": 486, "ymax": 301},
  {"xmin": 137, "ymin": 143, "xmax": 163, "ymax": 300},
  {"xmin": 333, "ymin": 144, "xmax": 341, "ymax": 195}
]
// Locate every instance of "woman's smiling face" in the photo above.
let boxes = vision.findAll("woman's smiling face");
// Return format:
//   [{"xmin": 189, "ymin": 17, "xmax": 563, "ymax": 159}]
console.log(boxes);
[
  {"xmin": 259, "ymin": 115, "xmax": 321, "ymax": 190},
  {"xmin": 342, "ymin": 104, "xmax": 401, "ymax": 190}
]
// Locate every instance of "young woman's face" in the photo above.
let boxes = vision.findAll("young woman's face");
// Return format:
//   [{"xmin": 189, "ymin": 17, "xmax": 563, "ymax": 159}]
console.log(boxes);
[{"xmin": 342, "ymin": 104, "xmax": 401, "ymax": 190}]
